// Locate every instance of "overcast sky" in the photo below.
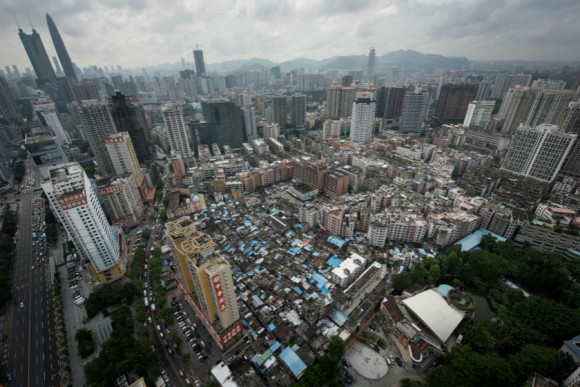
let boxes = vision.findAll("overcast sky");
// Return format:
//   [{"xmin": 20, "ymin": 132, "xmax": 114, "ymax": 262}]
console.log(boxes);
[{"xmin": 1, "ymin": 0, "xmax": 579, "ymax": 72}]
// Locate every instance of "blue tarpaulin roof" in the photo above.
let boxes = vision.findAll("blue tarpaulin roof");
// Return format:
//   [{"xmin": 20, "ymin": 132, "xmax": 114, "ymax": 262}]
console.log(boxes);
[
  {"xmin": 293, "ymin": 287, "xmax": 303, "ymax": 295},
  {"xmin": 270, "ymin": 341, "xmax": 281, "ymax": 353},
  {"xmin": 327, "ymin": 236, "xmax": 347, "ymax": 248},
  {"xmin": 267, "ymin": 323, "xmax": 276, "ymax": 331},
  {"xmin": 454, "ymin": 228, "xmax": 506, "ymax": 252},
  {"xmin": 329, "ymin": 307, "xmax": 348, "ymax": 326},
  {"xmin": 279, "ymin": 347, "xmax": 307, "ymax": 377},
  {"xmin": 327, "ymin": 257, "xmax": 342, "ymax": 267}
]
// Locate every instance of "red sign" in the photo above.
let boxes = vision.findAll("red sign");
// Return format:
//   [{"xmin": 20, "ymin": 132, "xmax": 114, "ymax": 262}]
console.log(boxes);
[
  {"xmin": 58, "ymin": 191, "xmax": 87, "ymax": 210},
  {"xmin": 212, "ymin": 275, "xmax": 227, "ymax": 313},
  {"xmin": 220, "ymin": 321, "xmax": 243, "ymax": 346}
]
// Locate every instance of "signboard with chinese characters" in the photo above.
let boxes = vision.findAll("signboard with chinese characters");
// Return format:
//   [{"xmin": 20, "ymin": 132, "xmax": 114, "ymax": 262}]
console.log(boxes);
[{"xmin": 212, "ymin": 274, "xmax": 227, "ymax": 313}]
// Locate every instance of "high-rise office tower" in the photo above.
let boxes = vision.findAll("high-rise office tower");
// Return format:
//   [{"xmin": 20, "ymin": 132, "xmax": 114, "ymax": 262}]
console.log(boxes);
[
  {"xmin": 42, "ymin": 162, "xmax": 123, "ymax": 283},
  {"xmin": 350, "ymin": 92, "xmax": 376, "ymax": 143},
  {"xmin": 272, "ymin": 95, "xmax": 287, "ymax": 128},
  {"xmin": 434, "ymin": 83, "xmax": 479, "ymax": 123},
  {"xmin": 46, "ymin": 13, "xmax": 78, "ymax": 84},
  {"xmin": 326, "ymin": 81, "xmax": 360, "ymax": 119},
  {"xmin": 376, "ymin": 86, "xmax": 406, "ymax": 119},
  {"xmin": 291, "ymin": 94, "xmax": 306, "ymax": 128},
  {"xmin": 104, "ymin": 132, "xmax": 144, "ymax": 187},
  {"xmin": 501, "ymin": 124, "xmax": 576, "ymax": 182},
  {"xmin": 162, "ymin": 102, "xmax": 193, "ymax": 158},
  {"xmin": 0, "ymin": 75, "xmax": 22, "ymax": 122},
  {"xmin": 367, "ymin": 47, "xmax": 376, "ymax": 83},
  {"xmin": 491, "ymin": 73, "xmax": 532, "ymax": 99},
  {"xmin": 560, "ymin": 102, "xmax": 580, "ymax": 178},
  {"xmin": 18, "ymin": 28, "xmax": 56, "ymax": 83},
  {"xmin": 32, "ymin": 91, "xmax": 71, "ymax": 145},
  {"xmin": 193, "ymin": 49, "xmax": 206, "ymax": 77},
  {"xmin": 166, "ymin": 217, "xmax": 242, "ymax": 348},
  {"xmin": 109, "ymin": 92, "xmax": 152, "ymax": 164},
  {"xmin": 243, "ymin": 107, "xmax": 258, "ymax": 141},
  {"xmin": 400, "ymin": 88, "xmax": 430, "ymax": 133},
  {"xmin": 98, "ymin": 174, "xmax": 144, "ymax": 229},
  {"xmin": 77, "ymin": 100, "xmax": 117, "ymax": 176},
  {"xmin": 498, "ymin": 87, "xmax": 575, "ymax": 133},
  {"xmin": 201, "ymin": 100, "xmax": 246, "ymax": 148},
  {"xmin": 463, "ymin": 100, "xmax": 495, "ymax": 128}
]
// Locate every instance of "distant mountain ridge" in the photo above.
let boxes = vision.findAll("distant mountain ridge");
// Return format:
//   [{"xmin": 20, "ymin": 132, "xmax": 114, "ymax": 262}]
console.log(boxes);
[{"xmin": 151, "ymin": 50, "xmax": 578, "ymax": 74}]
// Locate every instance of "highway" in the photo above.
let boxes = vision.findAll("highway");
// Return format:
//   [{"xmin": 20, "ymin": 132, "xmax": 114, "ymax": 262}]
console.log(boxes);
[{"xmin": 7, "ymin": 164, "xmax": 60, "ymax": 386}]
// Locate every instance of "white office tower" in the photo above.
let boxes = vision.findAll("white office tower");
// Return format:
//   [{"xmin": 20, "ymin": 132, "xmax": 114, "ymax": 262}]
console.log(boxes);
[
  {"xmin": 399, "ymin": 88, "xmax": 430, "ymax": 133},
  {"xmin": 243, "ymin": 107, "xmax": 258, "ymax": 141},
  {"xmin": 32, "ymin": 91, "xmax": 70, "ymax": 145},
  {"xmin": 162, "ymin": 102, "xmax": 192, "ymax": 158},
  {"xmin": 105, "ymin": 132, "xmax": 144, "ymax": 187},
  {"xmin": 42, "ymin": 163, "xmax": 122, "ymax": 281},
  {"xmin": 501, "ymin": 124, "xmax": 576, "ymax": 182},
  {"xmin": 349, "ymin": 92, "xmax": 376, "ymax": 143},
  {"xmin": 463, "ymin": 100, "xmax": 495, "ymax": 128}
]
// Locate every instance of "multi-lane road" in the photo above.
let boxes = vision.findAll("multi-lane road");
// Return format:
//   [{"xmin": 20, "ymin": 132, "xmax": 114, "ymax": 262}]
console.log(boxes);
[{"xmin": 6, "ymin": 164, "xmax": 60, "ymax": 386}]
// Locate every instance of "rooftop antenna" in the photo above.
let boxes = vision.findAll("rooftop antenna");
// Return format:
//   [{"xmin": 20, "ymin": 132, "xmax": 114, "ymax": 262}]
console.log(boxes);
[
  {"xmin": 13, "ymin": 14, "xmax": 21, "ymax": 29},
  {"xmin": 27, "ymin": 14, "xmax": 35, "ymax": 30},
  {"xmin": 196, "ymin": 44, "xmax": 201, "ymax": 50}
]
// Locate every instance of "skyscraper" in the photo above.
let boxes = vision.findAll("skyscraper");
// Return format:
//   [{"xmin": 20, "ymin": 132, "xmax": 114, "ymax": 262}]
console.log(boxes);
[
  {"xmin": 243, "ymin": 107, "xmax": 258, "ymax": 141},
  {"xmin": 501, "ymin": 124, "xmax": 576, "ymax": 182},
  {"xmin": 193, "ymin": 49, "xmax": 206, "ymax": 77},
  {"xmin": 434, "ymin": 83, "xmax": 479, "ymax": 123},
  {"xmin": 77, "ymin": 100, "xmax": 117, "ymax": 176},
  {"xmin": 104, "ymin": 132, "xmax": 144, "ymax": 188},
  {"xmin": 291, "ymin": 94, "xmax": 306, "ymax": 128},
  {"xmin": 32, "ymin": 91, "xmax": 70, "ymax": 145},
  {"xmin": 0, "ymin": 75, "xmax": 21, "ymax": 122},
  {"xmin": 367, "ymin": 47, "xmax": 376, "ymax": 83},
  {"xmin": 560, "ymin": 102, "xmax": 580, "ymax": 178},
  {"xmin": 201, "ymin": 99, "xmax": 246, "ymax": 148},
  {"xmin": 350, "ymin": 92, "xmax": 376, "ymax": 143},
  {"xmin": 98, "ymin": 174, "xmax": 144, "ymax": 229},
  {"xmin": 166, "ymin": 217, "xmax": 242, "ymax": 348},
  {"xmin": 326, "ymin": 81, "xmax": 360, "ymax": 119},
  {"xmin": 46, "ymin": 13, "xmax": 78, "ymax": 83},
  {"xmin": 400, "ymin": 88, "xmax": 430, "ymax": 133},
  {"xmin": 162, "ymin": 102, "xmax": 193, "ymax": 158},
  {"xmin": 42, "ymin": 162, "xmax": 123, "ymax": 284},
  {"xmin": 376, "ymin": 86, "xmax": 406, "ymax": 119},
  {"xmin": 272, "ymin": 95, "xmax": 287, "ymax": 128},
  {"xmin": 18, "ymin": 28, "xmax": 56, "ymax": 83},
  {"xmin": 109, "ymin": 92, "xmax": 152, "ymax": 164},
  {"xmin": 463, "ymin": 100, "xmax": 495, "ymax": 128}
]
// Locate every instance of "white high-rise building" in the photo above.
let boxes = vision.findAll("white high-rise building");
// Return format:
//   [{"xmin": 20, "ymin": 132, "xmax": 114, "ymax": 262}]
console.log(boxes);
[
  {"xmin": 162, "ymin": 102, "xmax": 192, "ymax": 158},
  {"xmin": 32, "ymin": 91, "xmax": 70, "ymax": 145},
  {"xmin": 105, "ymin": 132, "xmax": 144, "ymax": 187},
  {"xmin": 400, "ymin": 88, "xmax": 430, "ymax": 133},
  {"xmin": 350, "ymin": 91, "xmax": 376, "ymax": 143},
  {"xmin": 501, "ymin": 124, "xmax": 576, "ymax": 182},
  {"xmin": 463, "ymin": 100, "xmax": 495, "ymax": 128},
  {"xmin": 42, "ymin": 162, "xmax": 121, "ymax": 274},
  {"xmin": 243, "ymin": 107, "xmax": 258, "ymax": 141},
  {"xmin": 263, "ymin": 123, "xmax": 280, "ymax": 140}
]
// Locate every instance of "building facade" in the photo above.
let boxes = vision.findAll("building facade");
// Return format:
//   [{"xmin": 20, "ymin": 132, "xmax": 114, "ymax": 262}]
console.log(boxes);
[
  {"xmin": 162, "ymin": 102, "xmax": 193, "ymax": 158},
  {"xmin": 350, "ymin": 91, "xmax": 376, "ymax": 143},
  {"xmin": 77, "ymin": 100, "xmax": 117, "ymax": 176}
]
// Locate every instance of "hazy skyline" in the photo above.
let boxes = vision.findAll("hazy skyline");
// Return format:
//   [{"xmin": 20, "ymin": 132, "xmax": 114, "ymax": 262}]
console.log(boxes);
[{"xmin": 1, "ymin": 0, "xmax": 579, "ymax": 72}]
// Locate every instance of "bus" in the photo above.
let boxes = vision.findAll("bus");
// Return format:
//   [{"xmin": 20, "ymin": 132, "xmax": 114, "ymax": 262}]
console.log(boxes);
[{"xmin": 144, "ymin": 297, "xmax": 149, "ymax": 308}]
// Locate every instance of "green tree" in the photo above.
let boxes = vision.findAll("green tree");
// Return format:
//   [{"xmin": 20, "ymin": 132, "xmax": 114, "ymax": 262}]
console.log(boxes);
[
  {"xmin": 141, "ymin": 229, "xmax": 151, "ymax": 239},
  {"xmin": 168, "ymin": 329, "xmax": 181, "ymax": 345},
  {"xmin": 160, "ymin": 209, "xmax": 167, "ymax": 221},
  {"xmin": 392, "ymin": 273, "xmax": 412, "ymax": 292},
  {"xmin": 510, "ymin": 344, "xmax": 572, "ymax": 383},
  {"xmin": 461, "ymin": 321, "xmax": 496, "ymax": 354},
  {"xmin": 159, "ymin": 308, "xmax": 174, "ymax": 325},
  {"xmin": 149, "ymin": 213, "xmax": 156, "ymax": 221}
]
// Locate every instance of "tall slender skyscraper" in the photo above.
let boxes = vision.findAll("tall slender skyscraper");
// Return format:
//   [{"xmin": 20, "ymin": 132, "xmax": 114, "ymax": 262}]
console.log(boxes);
[
  {"xmin": 162, "ymin": 102, "xmax": 193, "ymax": 158},
  {"xmin": 18, "ymin": 28, "xmax": 56, "ymax": 83},
  {"xmin": 367, "ymin": 47, "xmax": 376, "ymax": 83},
  {"xmin": 42, "ymin": 162, "xmax": 123, "ymax": 284},
  {"xmin": 201, "ymin": 100, "xmax": 245, "ymax": 148},
  {"xmin": 109, "ymin": 92, "xmax": 152, "ymax": 164},
  {"xmin": 193, "ymin": 49, "xmax": 206, "ymax": 77},
  {"xmin": 77, "ymin": 101, "xmax": 117, "ymax": 176},
  {"xmin": 350, "ymin": 92, "xmax": 376, "ymax": 143}
]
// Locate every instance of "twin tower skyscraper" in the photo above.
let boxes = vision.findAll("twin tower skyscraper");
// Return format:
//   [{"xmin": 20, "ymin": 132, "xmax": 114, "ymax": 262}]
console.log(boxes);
[{"xmin": 18, "ymin": 14, "xmax": 78, "ymax": 84}]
